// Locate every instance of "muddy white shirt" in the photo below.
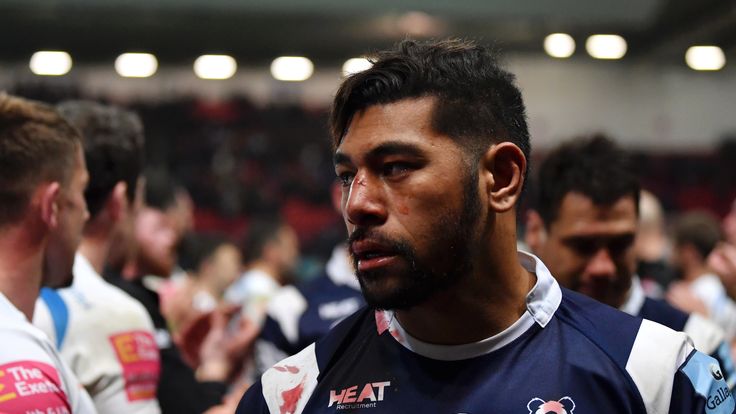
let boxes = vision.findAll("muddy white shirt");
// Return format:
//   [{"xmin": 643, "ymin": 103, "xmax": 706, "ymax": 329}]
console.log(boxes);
[
  {"xmin": 34, "ymin": 254, "xmax": 161, "ymax": 414},
  {"xmin": 0, "ymin": 291, "xmax": 97, "ymax": 414}
]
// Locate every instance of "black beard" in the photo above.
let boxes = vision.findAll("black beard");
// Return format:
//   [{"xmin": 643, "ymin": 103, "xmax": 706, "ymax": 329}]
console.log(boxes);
[{"xmin": 349, "ymin": 169, "xmax": 481, "ymax": 310}]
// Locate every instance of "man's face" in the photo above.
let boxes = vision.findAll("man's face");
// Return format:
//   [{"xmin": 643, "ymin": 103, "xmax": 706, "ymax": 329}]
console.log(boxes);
[
  {"xmin": 209, "ymin": 243, "xmax": 242, "ymax": 291},
  {"xmin": 537, "ymin": 193, "xmax": 637, "ymax": 308},
  {"xmin": 134, "ymin": 206, "xmax": 177, "ymax": 277},
  {"xmin": 274, "ymin": 225, "xmax": 299, "ymax": 274},
  {"xmin": 334, "ymin": 97, "xmax": 482, "ymax": 310},
  {"xmin": 108, "ymin": 177, "xmax": 144, "ymax": 271},
  {"xmin": 43, "ymin": 146, "xmax": 90, "ymax": 288},
  {"xmin": 723, "ymin": 199, "xmax": 736, "ymax": 245}
]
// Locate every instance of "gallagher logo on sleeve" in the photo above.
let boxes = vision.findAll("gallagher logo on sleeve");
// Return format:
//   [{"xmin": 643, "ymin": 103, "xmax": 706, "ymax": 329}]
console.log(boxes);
[
  {"xmin": 110, "ymin": 330, "xmax": 161, "ymax": 401},
  {"xmin": 328, "ymin": 381, "xmax": 392, "ymax": 410},
  {"xmin": 0, "ymin": 361, "xmax": 71, "ymax": 414}
]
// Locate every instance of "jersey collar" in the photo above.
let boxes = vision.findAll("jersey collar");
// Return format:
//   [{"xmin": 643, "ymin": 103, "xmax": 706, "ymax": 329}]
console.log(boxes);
[
  {"xmin": 619, "ymin": 275, "xmax": 646, "ymax": 316},
  {"xmin": 376, "ymin": 250, "xmax": 562, "ymax": 361},
  {"xmin": 0, "ymin": 291, "xmax": 27, "ymax": 322}
]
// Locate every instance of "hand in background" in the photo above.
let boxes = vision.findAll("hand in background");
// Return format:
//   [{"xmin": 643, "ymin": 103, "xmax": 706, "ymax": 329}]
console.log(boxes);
[
  {"xmin": 196, "ymin": 304, "xmax": 260, "ymax": 382},
  {"xmin": 667, "ymin": 281, "xmax": 709, "ymax": 316},
  {"xmin": 708, "ymin": 243, "xmax": 736, "ymax": 298}
]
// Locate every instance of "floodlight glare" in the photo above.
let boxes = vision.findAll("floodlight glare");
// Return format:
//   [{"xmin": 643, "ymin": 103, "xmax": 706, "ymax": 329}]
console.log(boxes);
[
  {"xmin": 30, "ymin": 51, "xmax": 72, "ymax": 76},
  {"xmin": 115, "ymin": 53, "xmax": 158, "ymax": 78},
  {"xmin": 685, "ymin": 46, "xmax": 726, "ymax": 71},
  {"xmin": 271, "ymin": 56, "xmax": 314, "ymax": 81},
  {"xmin": 585, "ymin": 35, "xmax": 627, "ymax": 60},
  {"xmin": 544, "ymin": 33, "xmax": 575, "ymax": 58},
  {"xmin": 342, "ymin": 58, "xmax": 373, "ymax": 76},
  {"xmin": 194, "ymin": 55, "xmax": 237, "ymax": 80}
]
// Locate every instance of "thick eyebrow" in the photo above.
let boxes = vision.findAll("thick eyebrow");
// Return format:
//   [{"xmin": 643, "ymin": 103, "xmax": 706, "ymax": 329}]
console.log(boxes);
[
  {"xmin": 334, "ymin": 141, "xmax": 426, "ymax": 167},
  {"xmin": 333, "ymin": 152, "xmax": 352, "ymax": 167}
]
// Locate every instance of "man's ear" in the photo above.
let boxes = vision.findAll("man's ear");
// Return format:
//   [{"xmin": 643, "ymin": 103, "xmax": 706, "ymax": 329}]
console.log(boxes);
[
  {"xmin": 107, "ymin": 181, "xmax": 129, "ymax": 221},
  {"xmin": 524, "ymin": 209, "xmax": 547, "ymax": 254},
  {"xmin": 480, "ymin": 142, "xmax": 526, "ymax": 213},
  {"xmin": 39, "ymin": 182, "xmax": 61, "ymax": 228}
]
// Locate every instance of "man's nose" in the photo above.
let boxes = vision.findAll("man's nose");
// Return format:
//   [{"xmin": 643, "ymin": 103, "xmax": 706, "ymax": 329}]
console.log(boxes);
[
  {"xmin": 585, "ymin": 248, "xmax": 617, "ymax": 280},
  {"xmin": 343, "ymin": 172, "xmax": 387, "ymax": 227}
]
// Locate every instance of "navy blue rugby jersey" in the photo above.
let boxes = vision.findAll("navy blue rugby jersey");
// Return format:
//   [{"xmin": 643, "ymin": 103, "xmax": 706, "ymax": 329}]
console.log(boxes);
[
  {"xmin": 254, "ymin": 246, "xmax": 365, "ymax": 376},
  {"xmin": 621, "ymin": 276, "xmax": 736, "ymax": 391},
  {"xmin": 237, "ymin": 252, "xmax": 735, "ymax": 414}
]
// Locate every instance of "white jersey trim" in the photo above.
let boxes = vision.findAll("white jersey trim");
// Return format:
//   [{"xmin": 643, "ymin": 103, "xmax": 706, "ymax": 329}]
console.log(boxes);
[
  {"xmin": 625, "ymin": 319, "xmax": 694, "ymax": 414},
  {"xmin": 261, "ymin": 343, "xmax": 320, "ymax": 414},
  {"xmin": 620, "ymin": 275, "xmax": 647, "ymax": 316}
]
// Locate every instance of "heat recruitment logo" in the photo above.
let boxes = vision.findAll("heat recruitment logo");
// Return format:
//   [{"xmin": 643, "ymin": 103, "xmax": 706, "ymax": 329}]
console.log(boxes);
[{"xmin": 328, "ymin": 381, "xmax": 391, "ymax": 410}]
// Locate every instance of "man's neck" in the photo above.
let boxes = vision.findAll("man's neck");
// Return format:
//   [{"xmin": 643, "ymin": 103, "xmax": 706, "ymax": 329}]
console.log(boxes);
[
  {"xmin": 78, "ymin": 236, "xmax": 111, "ymax": 275},
  {"xmin": 681, "ymin": 263, "xmax": 709, "ymax": 283},
  {"xmin": 0, "ymin": 229, "xmax": 45, "ymax": 320},
  {"xmin": 395, "ymin": 232, "xmax": 535, "ymax": 345}
]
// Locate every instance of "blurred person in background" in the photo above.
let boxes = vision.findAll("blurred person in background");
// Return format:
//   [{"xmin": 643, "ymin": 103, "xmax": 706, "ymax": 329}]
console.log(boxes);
[
  {"xmin": 710, "ymin": 199, "xmax": 736, "ymax": 299},
  {"xmin": 222, "ymin": 216, "xmax": 300, "ymax": 391},
  {"xmin": 252, "ymin": 182, "xmax": 364, "ymax": 377},
  {"xmin": 159, "ymin": 183, "xmax": 195, "ymax": 286},
  {"xmin": 669, "ymin": 203, "xmax": 736, "ymax": 344},
  {"xmin": 33, "ymin": 101, "xmax": 161, "ymax": 414},
  {"xmin": 526, "ymin": 134, "xmax": 735, "ymax": 389},
  {"xmin": 0, "ymin": 93, "xmax": 96, "ymax": 413},
  {"xmin": 225, "ymin": 216, "xmax": 300, "ymax": 328},
  {"xmin": 635, "ymin": 190, "xmax": 676, "ymax": 295},
  {"xmin": 122, "ymin": 170, "xmax": 179, "ymax": 284},
  {"xmin": 107, "ymin": 168, "xmax": 244, "ymax": 413},
  {"xmin": 667, "ymin": 212, "xmax": 725, "ymax": 316},
  {"xmin": 163, "ymin": 233, "xmax": 242, "ymax": 338}
]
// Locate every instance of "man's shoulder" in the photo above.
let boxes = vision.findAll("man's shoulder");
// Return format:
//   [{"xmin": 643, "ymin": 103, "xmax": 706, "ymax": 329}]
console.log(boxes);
[
  {"xmin": 556, "ymin": 289, "xmax": 694, "ymax": 375},
  {"xmin": 556, "ymin": 290, "xmax": 731, "ymax": 413},
  {"xmin": 241, "ymin": 306, "xmax": 372, "ymax": 414},
  {"xmin": 68, "ymin": 276, "xmax": 151, "ymax": 319},
  {"xmin": 638, "ymin": 297, "xmax": 725, "ymax": 356},
  {"xmin": 298, "ymin": 275, "xmax": 364, "ymax": 319},
  {"xmin": 35, "ymin": 281, "xmax": 155, "ymax": 344},
  {"xmin": 0, "ymin": 335, "xmax": 75, "ymax": 414},
  {"xmin": 263, "ymin": 276, "xmax": 364, "ymax": 344},
  {"xmin": 639, "ymin": 296, "xmax": 690, "ymax": 331},
  {"xmin": 556, "ymin": 288, "xmax": 644, "ymax": 363},
  {"xmin": 0, "ymin": 315, "xmax": 59, "ymax": 360},
  {"xmin": 262, "ymin": 305, "xmax": 372, "ymax": 374}
]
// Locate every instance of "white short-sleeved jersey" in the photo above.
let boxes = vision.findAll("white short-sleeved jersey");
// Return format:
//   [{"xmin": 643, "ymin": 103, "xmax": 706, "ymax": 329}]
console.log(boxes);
[
  {"xmin": 691, "ymin": 274, "xmax": 736, "ymax": 341},
  {"xmin": 225, "ymin": 269, "xmax": 281, "ymax": 326},
  {"xmin": 1, "ymin": 291, "xmax": 97, "ymax": 414},
  {"xmin": 34, "ymin": 254, "xmax": 161, "ymax": 414}
]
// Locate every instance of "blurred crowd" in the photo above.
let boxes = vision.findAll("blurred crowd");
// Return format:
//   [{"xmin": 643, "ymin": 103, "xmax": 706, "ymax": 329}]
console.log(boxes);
[{"xmin": 3, "ymin": 86, "xmax": 736, "ymax": 413}]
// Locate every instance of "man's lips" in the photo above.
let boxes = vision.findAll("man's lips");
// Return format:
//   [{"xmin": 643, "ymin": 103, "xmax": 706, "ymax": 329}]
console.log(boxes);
[{"xmin": 350, "ymin": 240, "xmax": 400, "ymax": 272}]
